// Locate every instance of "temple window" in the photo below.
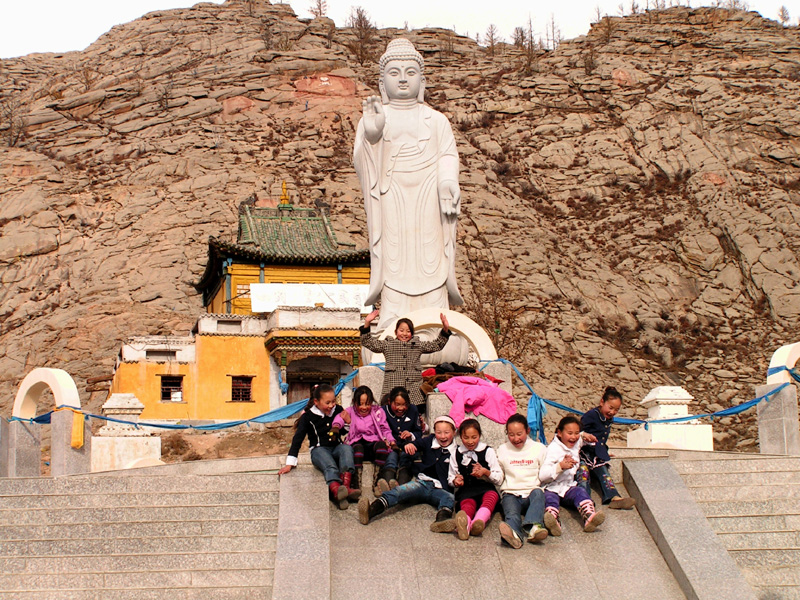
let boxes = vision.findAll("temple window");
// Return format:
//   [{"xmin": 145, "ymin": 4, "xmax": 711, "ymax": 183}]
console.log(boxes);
[
  {"xmin": 159, "ymin": 375, "xmax": 184, "ymax": 402},
  {"xmin": 230, "ymin": 375, "xmax": 254, "ymax": 402}
]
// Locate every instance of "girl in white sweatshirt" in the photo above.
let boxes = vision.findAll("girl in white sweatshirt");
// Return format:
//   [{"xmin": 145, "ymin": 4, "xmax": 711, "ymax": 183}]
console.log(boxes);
[
  {"xmin": 496, "ymin": 414, "xmax": 549, "ymax": 549},
  {"xmin": 539, "ymin": 415, "xmax": 605, "ymax": 535}
]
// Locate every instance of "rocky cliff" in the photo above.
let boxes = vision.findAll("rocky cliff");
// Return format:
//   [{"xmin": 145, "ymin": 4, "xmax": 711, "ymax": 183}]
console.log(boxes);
[{"xmin": 1, "ymin": 1, "xmax": 798, "ymax": 449}]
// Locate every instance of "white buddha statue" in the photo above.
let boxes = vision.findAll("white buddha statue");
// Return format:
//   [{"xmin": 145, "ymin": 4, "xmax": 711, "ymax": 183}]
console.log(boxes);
[{"xmin": 354, "ymin": 38, "xmax": 463, "ymax": 331}]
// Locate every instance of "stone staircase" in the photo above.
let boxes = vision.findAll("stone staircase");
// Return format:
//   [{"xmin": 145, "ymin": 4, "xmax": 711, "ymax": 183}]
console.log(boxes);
[
  {"xmin": 673, "ymin": 454, "xmax": 800, "ymax": 600},
  {"xmin": 0, "ymin": 460, "xmax": 280, "ymax": 599}
]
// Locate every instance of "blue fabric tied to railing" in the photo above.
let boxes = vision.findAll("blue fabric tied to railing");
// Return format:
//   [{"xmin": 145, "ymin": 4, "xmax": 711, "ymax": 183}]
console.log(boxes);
[
  {"xmin": 767, "ymin": 365, "xmax": 800, "ymax": 384},
  {"xmin": 5, "ymin": 361, "xmax": 793, "ymax": 436}
]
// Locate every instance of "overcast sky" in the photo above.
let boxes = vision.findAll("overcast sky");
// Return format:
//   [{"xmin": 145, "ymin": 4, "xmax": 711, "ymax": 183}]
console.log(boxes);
[{"xmin": 0, "ymin": 0, "xmax": 793, "ymax": 59}]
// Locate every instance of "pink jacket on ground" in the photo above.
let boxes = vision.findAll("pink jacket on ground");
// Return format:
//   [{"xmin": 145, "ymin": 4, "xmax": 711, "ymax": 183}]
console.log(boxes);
[
  {"xmin": 333, "ymin": 405, "xmax": 395, "ymax": 445},
  {"xmin": 437, "ymin": 376, "xmax": 517, "ymax": 427}
]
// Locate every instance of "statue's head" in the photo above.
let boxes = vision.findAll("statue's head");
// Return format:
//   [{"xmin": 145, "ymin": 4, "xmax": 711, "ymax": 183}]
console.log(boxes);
[{"xmin": 379, "ymin": 38, "xmax": 425, "ymax": 104}]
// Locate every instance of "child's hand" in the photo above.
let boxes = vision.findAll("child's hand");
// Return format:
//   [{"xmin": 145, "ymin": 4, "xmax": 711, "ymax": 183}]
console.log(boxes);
[
  {"xmin": 328, "ymin": 427, "xmax": 342, "ymax": 443},
  {"xmin": 399, "ymin": 430, "xmax": 412, "ymax": 440},
  {"xmin": 560, "ymin": 456, "xmax": 577, "ymax": 470},
  {"xmin": 440, "ymin": 312, "xmax": 450, "ymax": 332},
  {"xmin": 278, "ymin": 465, "xmax": 293, "ymax": 476},
  {"xmin": 404, "ymin": 443, "xmax": 417, "ymax": 455},
  {"xmin": 582, "ymin": 433, "xmax": 597, "ymax": 443},
  {"xmin": 364, "ymin": 308, "xmax": 380, "ymax": 327},
  {"xmin": 453, "ymin": 474, "xmax": 464, "ymax": 487},
  {"xmin": 471, "ymin": 463, "xmax": 487, "ymax": 478},
  {"xmin": 341, "ymin": 411, "xmax": 351, "ymax": 424}
]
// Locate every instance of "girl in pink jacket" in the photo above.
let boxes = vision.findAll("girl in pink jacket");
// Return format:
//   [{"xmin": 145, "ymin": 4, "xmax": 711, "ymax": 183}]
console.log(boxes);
[{"xmin": 333, "ymin": 385, "xmax": 397, "ymax": 496}]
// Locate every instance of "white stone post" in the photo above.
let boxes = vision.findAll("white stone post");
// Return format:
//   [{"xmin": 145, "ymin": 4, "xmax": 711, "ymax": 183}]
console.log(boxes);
[
  {"xmin": 91, "ymin": 393, "xmax": 162, "ymax": 472},
  {"xmin": 627, "ymin": 386, "xmax": 713, "ymax": 451}
]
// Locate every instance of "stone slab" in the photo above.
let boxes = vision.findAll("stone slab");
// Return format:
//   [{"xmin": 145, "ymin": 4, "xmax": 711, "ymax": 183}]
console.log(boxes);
[
  {"xmin": 355, "ymin": 364, "xmax": 384, "ymax": 404},
  {"xmin": 1, "ymin": 420, "xmax": 41, "ymax": 477},
  {"xmin": 50, "ymin": 409, "xmax": 91, "ymax": 477},
  {"xmin": 272, "ymin": 464, "xmax": 330, "ymax": 600},
  {"xmin": 623, "ymin": 457, "xmax": 758, "ymax": 600},
  {"xmin": 756, "ymin": 383, "xmax": 800, "ymax": 455}
]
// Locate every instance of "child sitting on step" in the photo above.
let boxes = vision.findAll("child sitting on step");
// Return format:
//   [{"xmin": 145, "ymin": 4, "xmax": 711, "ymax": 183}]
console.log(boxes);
[
  {"xmin": 332, "ymin": 385, "xmax": 396, "ymax": 496},
  {"xmin": 578, "ymin": 386, "xmax": 636, "ymax": 510},
  {"xmin": 278, "ymin": 384, "xmax": 360, "ymax": 509},
  {"xmin": 382, "ymin": 386, "xmax": 424, "ymax": 486},
  {"xmin": 539, "ymin": 416, "xmax": 604, "ymax": 534},
  {"xmin": 449, "ymin": 418, "xmax": 504, "ymax": 541},
  {"xmin": 497, "ymin": 414, "xmax": 549, "ymax": 549},
  {"xmin": 358, "ymin": 415, "xmax": 458, "ymax": 532}
]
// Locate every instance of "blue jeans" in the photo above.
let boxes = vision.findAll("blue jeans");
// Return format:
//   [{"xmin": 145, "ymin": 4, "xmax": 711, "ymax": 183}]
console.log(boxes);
[
  {"xmin": 577, "ymin": 463, "xmax": 619, "ymax": 504},
  {"xmin": 310, "ymin": 444, "xmax": 355, "ymax": 484},
  {"xmin": 501, "ymin": 488, "xmax": 545, "ymax": 539},
  {"xmin": 381, "ymin": 479, "xmax": 454, "ymax": 511}
]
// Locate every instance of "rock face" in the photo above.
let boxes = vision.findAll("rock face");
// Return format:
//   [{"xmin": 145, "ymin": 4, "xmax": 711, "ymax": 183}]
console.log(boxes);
[{"xmin": 1, "ymin": 1, "xmax": 798, "ymax": 450}]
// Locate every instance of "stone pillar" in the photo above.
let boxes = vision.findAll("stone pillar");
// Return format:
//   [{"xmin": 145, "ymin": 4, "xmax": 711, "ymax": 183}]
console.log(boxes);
[
  {"xmin": 356, "ymin": 365, "xmax": 384, "ymax": 404},
  {"xmin": 91, "ymin": 393, "xmax": 162, "ymax": 472},
  {"xmin": 427, "ymin": 392, "xmax": 507, "ymax": 450},
  {"xmin": 756, "ymin": 383, "xmax": 799, "ymax": 455},
  {"xmin": 51, "ymin": 410, "xmax": 92, "ymax": 477},
  {"xmin": 627, "ymin": 386, "xmax": 713, "ymax": 451},
  {"xmin": 1, "ymin": 419, "xmax": 42, "ymax": 477}
]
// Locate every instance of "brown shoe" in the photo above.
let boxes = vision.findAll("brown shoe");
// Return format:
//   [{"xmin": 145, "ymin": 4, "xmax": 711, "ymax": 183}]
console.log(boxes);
[
  {"xmin": 455, "ymin": 510, "xmax": 470, "ymax": 541},
  {"xmin": 499, "ymin": 522, "xmax": 523, "ymax": 549},
  {"xmin": 544, "ymin": 511, "xmax": 562, "ymax": 537},
  {"xmin": 609, "ymin": 496, "xmax": 636, "ymax": 510}
]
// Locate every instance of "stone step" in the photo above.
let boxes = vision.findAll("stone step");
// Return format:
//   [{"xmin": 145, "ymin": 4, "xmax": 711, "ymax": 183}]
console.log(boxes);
[
  {"xmin": 681, "ymin": 470, "xmax": 800, "ymax": 487},
  {"xmin": 694, "ymin": 499, "xmax": 800, "ymax": 517},
  {"xmin": 716, "ymin": 530, "xmax": 800, "ymax": 550},
  {"xmin": 707, "ymin": 514, "xmax": 800, "ymax": 533},
  {"xmin": 686, "ymin": 483, "xmax": 800, "ymax": 502},
  {"xmin": 2, "ymin": 550, "xmax": 276, "ymax": 574},
  {"xmin": 0, "ymin": 517, "xmax": 276, "ymax": 541},
  {"xmin": 729, "ymin": 548, "xmax": 800, "ymax": 568},
  {"xmin": 0, "ymin": 585, "xmax": 272, "ymax": 600},
  {"xmin": 0, "ymin": 490, "xmax": 279, "ymax": 509},
  {"xmin": 0, "ymin": 472, "xmax": 279, "ymax": 495},
  {"xmin": 0, "ymin": 503, "xmax": 278, "ymax": 525},
  {"xmin": 0, "ymin": 568, "xmax": 273, "ymax": 591},
  {"xmin": 1, "ymin": 532, "xmax": 277, "ymax": 557},
  {"xmin": 672, "ymin": 457, "xmax": 800, "ymax": 475}
]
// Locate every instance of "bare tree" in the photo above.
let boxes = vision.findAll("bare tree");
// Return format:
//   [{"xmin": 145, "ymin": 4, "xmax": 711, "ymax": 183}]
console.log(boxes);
[
  {"xmin": 0, "ymin": 96, "xmax": 25, "ymax": 147},
  {"xmin": 485, "ymin": 24, "xmax": 500, "ymax": 57},
  {"xmin": 309, "ymin": 0, "xmax": 328, "ymax": 18},
  {"xmin": 630, "ymin": 0, "xmax": 640, "ymax": 13},
  {"xmin": 346, "ymin": 6, "xmax": 377, "ymax": 66},
  {"xmin": 512, "ymin": 26, "xmax": 526, "ymax": 48},
  {"xmin": 778, "ymin": 5, "xmax": 790, "ymax": 25},
  {"xmin": 593, "ymin": 5, "xmax": 603, "ymax": 23},
  {"xmin": 546, "ymin": 14, "xmax": 562, "ymax": 50}
]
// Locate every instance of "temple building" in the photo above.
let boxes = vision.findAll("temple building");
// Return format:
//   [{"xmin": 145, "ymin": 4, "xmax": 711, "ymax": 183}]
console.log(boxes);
[{"xmin": 109, "ymin": 192, "xmax": 370, "ymax": 421}]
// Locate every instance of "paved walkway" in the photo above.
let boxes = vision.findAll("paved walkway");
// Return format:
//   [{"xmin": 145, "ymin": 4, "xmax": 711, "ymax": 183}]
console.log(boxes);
[{"xmin": 329, "ymin": 470, "xmax": 685, "ymax": 600}]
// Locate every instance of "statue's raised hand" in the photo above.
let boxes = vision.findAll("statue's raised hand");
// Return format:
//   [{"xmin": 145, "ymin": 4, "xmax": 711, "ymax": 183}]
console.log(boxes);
[
  {"xmin": 438, "ymin": 179, "xmax": 461, "ymax": 217},
  {"xmin": 361, "ymin": 96, "xmax": 385, "ymax": 144}
]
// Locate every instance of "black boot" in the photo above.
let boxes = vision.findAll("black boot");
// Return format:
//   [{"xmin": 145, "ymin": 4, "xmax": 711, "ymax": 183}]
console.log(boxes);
[
  {"xmin": 397, "ymin": 466, "xmax": 412, "ymax": 486},
  {"xmin": 429, "ymin": 507, "xmax": 456, "ymax": 533},
  {"xmin": 358, "ymin": 496, "xmax": 387, "ymax": 525}
]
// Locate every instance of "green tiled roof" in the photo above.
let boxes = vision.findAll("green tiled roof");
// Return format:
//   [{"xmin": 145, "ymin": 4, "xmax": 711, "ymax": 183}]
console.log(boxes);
[
  {"xmin": 195, "ymin": 204, "xmax": 369, "ymax": 295},
  {"xmin": 238, "ymin": 204, "xmax": 357, "ymax": 259}
]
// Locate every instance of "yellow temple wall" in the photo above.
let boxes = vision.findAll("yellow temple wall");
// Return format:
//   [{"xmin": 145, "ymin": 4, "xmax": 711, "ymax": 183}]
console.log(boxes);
[
  {"xmin": 110, "ymin": 335, "xmax": 273, "ymax": 421},
  {"xmin": 208, "ymin": 263, "xmax": 370, "ymax": 315}
]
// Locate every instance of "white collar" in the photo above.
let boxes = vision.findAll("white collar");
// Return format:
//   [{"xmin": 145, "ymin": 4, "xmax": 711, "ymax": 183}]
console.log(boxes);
[
  {"xmin": 458, "ymin": 441, "xmax": 487, "ymax": 453},
  {"xmin": 310, "ymin": 405, "xmax": 332, "ymax": 417},
  {"xmin": 432, "ymin": 438, "xmax": 456, "ymax": 450}
]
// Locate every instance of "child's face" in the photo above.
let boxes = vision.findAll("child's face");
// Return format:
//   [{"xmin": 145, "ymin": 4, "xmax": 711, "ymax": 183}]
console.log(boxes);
[
  {"xmin": 557, "ymin": 422, "xmax": 581, "ymax": 448},
  {"xmin": 314, "ymin": 391, "xmax": 336, "ymax": 415},
  {"xmin": 599, "ymin": 397, "xmax": 622, "ymax": 420},
  {"xmin": 460, "ymin": 426, "xmax": 481, "ymax": 451},
  {"xmin": 355, "ymin": 394, "xmax": 372, "ymax": 417},
  {"xmin": 395, "ymin": 322, "xmax": 412, "ymax": 342},
  {"xmin": 390, "ymin": 396, "xmax": 408, "ymax": 417},
  {"xmin": 506, "ymin": 422, "xmax": 529, "ymax": 449},
  {"xmin": 434, "ymin": 422, "xmax": 455, "ymax": 447}
]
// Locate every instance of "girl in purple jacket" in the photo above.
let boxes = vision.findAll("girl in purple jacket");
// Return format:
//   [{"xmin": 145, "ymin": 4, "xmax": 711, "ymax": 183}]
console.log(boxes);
[{"xmin": 333, "ymin": 385, "xmax": 397, "ymax": 495}]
